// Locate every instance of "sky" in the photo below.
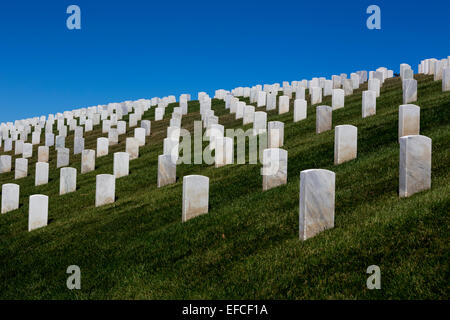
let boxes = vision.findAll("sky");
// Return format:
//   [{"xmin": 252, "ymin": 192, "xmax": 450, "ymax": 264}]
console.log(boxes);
[{"xmin": 0, "ymin": 0, "xmax": 449, "ymax": 123}]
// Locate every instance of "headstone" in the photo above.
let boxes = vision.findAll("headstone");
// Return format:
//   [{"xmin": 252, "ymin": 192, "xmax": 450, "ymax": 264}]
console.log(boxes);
[
  {"xmin": 114, "ymin": 152, "xmax": 130, "ymax": 178},
  {"xmin": 1, "ymin": 183, "xmax": 19, "ymax": 214},
  {"xmin": 299, "ymin": 169, "xmax": 335, "ymax": 240},
  {"xmin": 257, "ymin": 91, "xmax": 267, "ymax": 107},
  {"xmin": 57, "ymin": 147, "xmax": 70, "ymax": 168},
  {"xmin": 368, "ymin": 79, "xmax": 380, "ymax": 97},
  {"xmin": 108, "ymin": 129, "xmax": 119, "ymax": 146},
  {"xmin": 95, "ymin": 174, "xmax": 116, "ymax": 207},
  {"xmin": 295, "ymin": 87, "xmax": 306, "ymax": 100},
  {"xmin": 22, "ymin": 143, "xmax": 33, "ymax": 159},
  {"xmin": 81, "ymin": 149, "xmax": 96, "ymax": 174},
  {"xmin": 399, "ymin": 135, "xmax": 431, "ymax": 198},
  {"xmin": 141, "ymin": 120, "xmax": 151, "ymax": 136},
  {"xmin": 343, "ymin": 79, "xmax": 353, "ymax": 96},
  {"xmin": 334, "ymin": 125, "xmax": 357, "ymax": 165},
  {"xmin": 126, "ymin": 138, "xmax": 139, "ymax": 160},
  {"xmin": 117, "ymin": 121, "xmax": 126, "ymax": 135},
  {"xmin": 97, "ymin": 137, "xmax": 109, "ymax": 157},
  {"xmin": 55, "ymin": 135, "xmax": 65, "ymax": 149},
  {"xmin": 261, "ymin": 148, "xmax": 288, "ymax": 191},
  {"xmin": 157, "ymin": 154, "xmax": 176, "ymax": 187},
  {"xmin": 316, "ymin": 106, "xmax": 332, "ymax": 134},
  {"xmin": 38, "ymin": 146, "xmax": 49, "ymax": 162},
  {"xmin": 253, "ymin": 111, "xmax": 267, "ymax": 135},
  {"xmin": 362, "ymin": 90, "xmax": 377, "ymax": 118},
  {"xmin": 45, "ymin": 133, "xmax": 55, "ymax": 147},
  {"xmin": 60, "ymin": 167, "xmax": 77, "ymax": 195},
  {"xmin": 155, "ymin": 108, "xmax": 164, "ymax": 121},
  {"xmin": 243, "ymin": 105, "xmax": 255, "ymax": 125},
  {"xmin": 310, "ymin": 87, "xmax": 322, "ymax": 105},
  {"xmin": 402, "ymin": 79, "xmax": 417, "ymax": 104},
  {"xmin": 294, "ymin": 99, "xmax": 307, "ymax": 122},
  {"xmin": 182, "ymin": 175, "xmax": 209, "ymax": 222},
  {"xmin": 215, "ymin": 136, "xmax": 233, "ymax": 168},
  {"xmin": 267, "ymin": 121, "xmax": 284, "ymax": 148},
  {"xmin": 332, "ymin": 89, "xmax": 345, "ymax": 110},
  {"xmin": 443, "ymin": 67, "xmax": 450, "ymax": 92},
  {"xmin": 134, "ymin": 128, "xmax": 146, "ymax": 147},
  {"xmin": 15, "ymin": 140, "xmax": 24, "ymax": 155},
  {"xmin": 0, "ymin": 155, "xmax": 12, "ymax": 173},
  {"xmin": 399, "ymin": 104, "xmax": 420, "ymax": 140},
  {"xmin": 15, "ymin": 158, "xmax": 28, "ymax": 179},
  {"xmin": 28, "ymin": 195, "xmax": 49, "ymax": 231},
  {"xmin": 278, "ymin": 96, "xmax": 290, "ymax": 114},
  {"xmin": 35, "ymin": 162, "xmax": 49, "ymax": 186}
]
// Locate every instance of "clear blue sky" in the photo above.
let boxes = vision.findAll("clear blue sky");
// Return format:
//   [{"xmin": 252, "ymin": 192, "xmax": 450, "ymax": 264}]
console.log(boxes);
[{"xmin": 1, "ymin": 0, "xmax": 449, "ymax": 123}]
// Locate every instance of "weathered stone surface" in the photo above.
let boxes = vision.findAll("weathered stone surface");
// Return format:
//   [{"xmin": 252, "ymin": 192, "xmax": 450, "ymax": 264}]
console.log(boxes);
[
  {"xmin": 334, "ymin": 125, "xmax": 357, "ymax": 165},
  {"xmin": 310, "ymin": 87, "xmax": 322, "ymax": 105},
  {"xmin": 267, "ymin": 121, "xmax": 284, "ymax": 148},
  {"xmin": 299, "ymin": 169, "xmax": 335, "ymax": 240},
  {"xmin": 214, "ymin": 136, "xmax": 233, "ymax": 168},
  {"xmin": 81, "ymin": 149, "xmax": 96, "ymax": 174},
  {"xmin": 157, "ymin": 154, "xmax": 176, "ymax": 187},
  {"xmin": 316, "ymin": 105, "xmax": 332, "ymax": 134},
  {"xmin": 38, "ymin": 146, "xmax": 49, "ymax": 163},
  {"xmin": 60, "ymin": 167, "xmax": 77, "ymax": 195},
  {"xmin": 402, "ymin": 79, "xmax": 417, "ymax": 104},
  {"xmin": 362, "ymin": 90, "xmax": 377, "ymax": 118},
  {"xmin": 28, "ymin": 195, "xmax": 48, "ymax": 231},
  {"xmin": 399, "ymin": 104, "xmax": 420, "ymax": 139},
  {"xmin": 35, "ymin": 162, "xmax": 49, "ymax": 186},
  {"xmin": 261, "ymin": 148, "xmax": 288, "ymax": 191},
  {"xmin": 95, "ymin": 174, "xmax": 116, "ymax": 207},
  {"xmin": 182, "ymin": 175, "xmax": 209, "ymax": 222},
  {"xmin": 97, "ymin": 137, "xmax": 109, "ymax": 157},
  {"xmin": 57, "ymin": 147, "xmax": 70, "ymax": 168},
  {"xmin": 399, "ymin": 135, "xmax": 431, "ymax": 198},
  {"xmin": 0, "ymin": 155, "xmax": 12, "ymax": 173},
  {"xmin": 15, "ymin": 158, "xmax": 28, "ymax": 180},
  {"xmin": 126, "ymin": 138, "xmax": 139, "ymax": 160},
  {"xmin": 1, "ymin": 183, "xmax": 19, "ymax": 214},
  {"xmin": 114, "ymin": 152, "xmax": 129, "ymax": 178},
  {"xmin": 332, "ymin": 89, "xmax": 345, "ymax": 110},
  {"xmin": 278, "ymin": 96, "xmax": 289, "ymax": 114},
  {"xmin": 294, "ymin": 99, "xmax": 307, "ymax": 122}
]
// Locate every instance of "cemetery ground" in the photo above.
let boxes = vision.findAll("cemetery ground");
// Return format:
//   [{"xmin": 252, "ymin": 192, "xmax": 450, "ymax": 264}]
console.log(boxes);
[{"xmin": 0, "ymin": 74, "xmax": 448, "ymax": 299}]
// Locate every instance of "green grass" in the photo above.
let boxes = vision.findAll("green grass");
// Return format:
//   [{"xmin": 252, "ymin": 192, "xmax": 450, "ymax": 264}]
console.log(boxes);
[{"xmin": 0, "ymin": 75, "xmax": 449, "ymax": 299}]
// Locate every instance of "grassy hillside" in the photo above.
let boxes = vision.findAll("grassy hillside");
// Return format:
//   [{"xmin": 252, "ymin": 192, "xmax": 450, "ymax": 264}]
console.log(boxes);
[{"xmin": 0, "ymin": 75, "xmax": 448, "ymax": 299}]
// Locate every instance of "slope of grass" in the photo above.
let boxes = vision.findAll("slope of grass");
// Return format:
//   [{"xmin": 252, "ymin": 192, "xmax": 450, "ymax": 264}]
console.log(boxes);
[{"xmin": 0, "ymin": 75, "xmax": 448, "ymax": 299}]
